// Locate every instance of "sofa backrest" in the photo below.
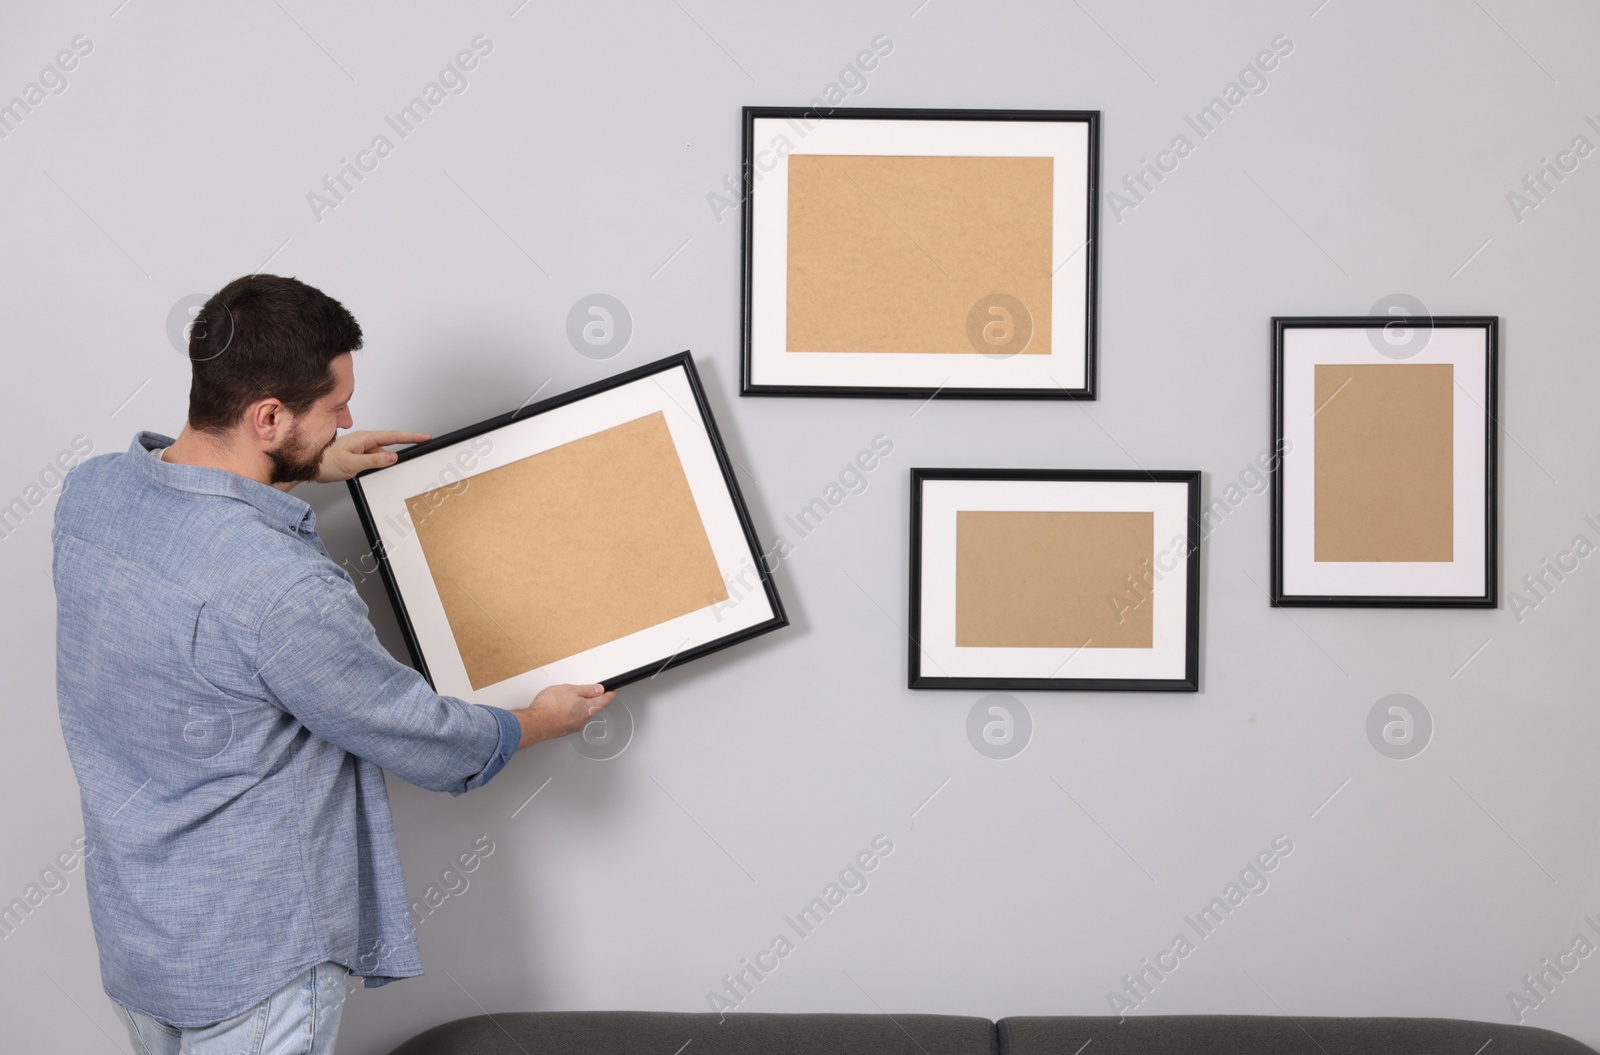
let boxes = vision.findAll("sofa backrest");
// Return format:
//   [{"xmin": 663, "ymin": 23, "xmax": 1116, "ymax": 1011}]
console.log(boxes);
[
  {"xmin": 386, "ymin": 1010, "xmax": 1000, "ymax": 1055},
  {"xmin": 996, "ymin": 1015, "xmax": 1595, "ymax": 1054},
  {"xmin": 387, "ymin": 1011, "xmax": 1597, "ymax": 1055}
]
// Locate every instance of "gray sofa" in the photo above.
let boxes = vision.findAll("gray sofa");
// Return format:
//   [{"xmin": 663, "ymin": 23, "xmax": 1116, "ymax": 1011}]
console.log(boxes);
[{"xmin": 387, "ymin": 1010, "xmax": 1595, "ymax": 1054}]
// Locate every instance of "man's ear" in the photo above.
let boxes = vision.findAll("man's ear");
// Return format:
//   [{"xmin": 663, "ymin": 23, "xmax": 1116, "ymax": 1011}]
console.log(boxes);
[{"xmin": 247, "ymin": 397, "xmax": 291, "ymax": 447}]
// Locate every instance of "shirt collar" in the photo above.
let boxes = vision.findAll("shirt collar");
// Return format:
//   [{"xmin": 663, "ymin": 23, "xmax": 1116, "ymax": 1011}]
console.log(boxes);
[{"xmin": 129, "ymin": 431, "xmax": 316, "ymax": 536}]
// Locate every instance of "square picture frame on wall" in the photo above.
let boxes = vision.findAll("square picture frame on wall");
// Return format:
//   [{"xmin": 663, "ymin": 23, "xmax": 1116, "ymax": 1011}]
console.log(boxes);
[
  {"xmin": 909, "ymin": 469, "xmax": 1202, "ymax": 691},
  {"xmin": 740, "ymin": 106, "xmax": 1100, "ymax": 400},
  {"xmin": 1270, "ymin": 316, "xmax": 1499, "ymax": 607}
]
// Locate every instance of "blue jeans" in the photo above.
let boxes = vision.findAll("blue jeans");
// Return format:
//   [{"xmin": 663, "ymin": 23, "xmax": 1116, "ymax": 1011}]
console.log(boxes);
[{"xmin": 113, "ymin": 961, "xmax": 351, "ymax": 1055}]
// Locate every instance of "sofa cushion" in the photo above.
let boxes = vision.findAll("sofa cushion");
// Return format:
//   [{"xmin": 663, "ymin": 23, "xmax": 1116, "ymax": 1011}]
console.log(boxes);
[
  {"xmin": 387, "ymin": 1010, "xmax": 999, "ymax": 1055},
  {"xmin": 996, "ymin": 1015, "xmax": 1595, "ymax": 1055}
]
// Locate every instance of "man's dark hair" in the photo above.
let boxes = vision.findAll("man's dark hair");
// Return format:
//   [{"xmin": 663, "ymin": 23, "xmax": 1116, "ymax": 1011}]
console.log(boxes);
[{"xmin": 187, "ymin": 274, "xmax": 363, "ymax": 434}]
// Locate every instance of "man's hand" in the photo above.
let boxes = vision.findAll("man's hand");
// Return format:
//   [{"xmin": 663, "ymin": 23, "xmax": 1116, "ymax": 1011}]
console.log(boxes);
[
  {"xmin": 516, "ymin": 683, "xmax": 616, "ymax": 750},
  {"xmin": 314, "ymin": 430, "xmax": 432, "ymax": 483}
]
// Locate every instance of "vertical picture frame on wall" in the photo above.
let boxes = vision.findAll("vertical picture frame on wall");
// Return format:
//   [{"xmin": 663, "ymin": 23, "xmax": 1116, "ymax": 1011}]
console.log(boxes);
[
  {"xmin": 740, "ymin": 106, "xmax": 1100, "ymax": 400},
  {"xmin": 1270, "ymin": 316, "xmax": 1499, "ymax": 607}
]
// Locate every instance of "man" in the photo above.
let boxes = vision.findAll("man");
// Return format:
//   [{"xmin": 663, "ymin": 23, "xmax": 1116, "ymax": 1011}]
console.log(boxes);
[{"xmin": 52, "ymin": 274, "xmax": 614, "ymax": 1054}]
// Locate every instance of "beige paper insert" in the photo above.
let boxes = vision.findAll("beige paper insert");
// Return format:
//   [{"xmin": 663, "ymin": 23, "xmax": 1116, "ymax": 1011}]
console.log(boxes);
[
  {"xmin": 406, "ymin": 411, "xmax": 729, "ymax": 688},
  {"xmin": 1314, "ymin": 363, "xmax": 1454, "ymax": 563},
  {"xmin": 786, "ymin": 154, "xmax": 1054, "ymax": 354},
  {"xmin": 955, "ymin": 510, "xmax": 1153, "ymax": 649}
]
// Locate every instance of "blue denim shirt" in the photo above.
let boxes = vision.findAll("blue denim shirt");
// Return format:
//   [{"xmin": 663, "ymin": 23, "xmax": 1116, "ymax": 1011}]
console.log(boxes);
[{"xmin": 51, "ymin": 431, "xmax": 522, "ymax": 1027}]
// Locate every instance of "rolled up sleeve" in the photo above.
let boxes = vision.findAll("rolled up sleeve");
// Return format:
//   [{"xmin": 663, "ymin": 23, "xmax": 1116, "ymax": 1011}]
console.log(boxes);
[
  {"xmin": 478, "ymin": 705, "xmax": 522, "ymax": 785},
  {"xmin": 255, "ymin": 571, "xmax": 512, "ymax": 795}
]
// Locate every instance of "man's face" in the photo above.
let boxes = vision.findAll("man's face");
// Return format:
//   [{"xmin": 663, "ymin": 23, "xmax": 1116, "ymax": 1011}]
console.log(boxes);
[{"xmin": 266, "ymin": 353, "xmax": 355, "ymax": 485}]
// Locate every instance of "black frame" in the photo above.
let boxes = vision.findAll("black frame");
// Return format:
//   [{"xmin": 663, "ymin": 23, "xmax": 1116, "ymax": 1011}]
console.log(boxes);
[
  {"xmin": 1270, "ymin": 316, "xmax": 1499, "ymax": 608},
  {"xmin": 739, "ymin": 105, "xmax": 1100, "ymax": 400},
  {"xmin": 347, "ymin": 351, "xmax": 788, "ymax": 691},
  {"xmin": 908, "ymin": 468, "xmax": 1202, "ymax": 692}
]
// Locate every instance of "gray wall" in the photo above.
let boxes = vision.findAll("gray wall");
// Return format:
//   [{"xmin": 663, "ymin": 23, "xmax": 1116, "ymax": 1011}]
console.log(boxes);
[{"xmin": 4, "ymin": 1, "xmax": 1599, "ymax": 1052}]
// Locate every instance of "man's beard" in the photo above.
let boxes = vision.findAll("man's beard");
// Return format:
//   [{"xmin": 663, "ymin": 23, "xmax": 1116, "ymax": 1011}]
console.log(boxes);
[{"xmin": 267, "ymin": 423, "xmax": 335, "ymax": 485}]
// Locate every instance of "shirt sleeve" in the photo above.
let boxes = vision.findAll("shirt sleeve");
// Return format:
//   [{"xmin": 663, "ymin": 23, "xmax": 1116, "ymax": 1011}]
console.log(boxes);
[
  {"xmin": 255, "ymin": 571, "xmax": 515, "ymax": 795},
  {"xmin": 478, "ymin": 706, "xmax": 522, "ymax": 786}
]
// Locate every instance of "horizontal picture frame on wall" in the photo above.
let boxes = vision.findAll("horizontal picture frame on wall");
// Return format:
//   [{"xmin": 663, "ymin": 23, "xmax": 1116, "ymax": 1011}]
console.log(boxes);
[
  {"xmin": 740, "ymin": 106, "xmax": 1100, "ymax": 400},
  {"xmin": 909, "ymin": 469, "xmax": 1201, "ymax": 691},
  {"xmin": 1270, "ymin": 316, "xmax": 1499, "ymax": 607},
  {"xmin": 347, "ymin": 351, "xmax": 787, "ymax": 705}
]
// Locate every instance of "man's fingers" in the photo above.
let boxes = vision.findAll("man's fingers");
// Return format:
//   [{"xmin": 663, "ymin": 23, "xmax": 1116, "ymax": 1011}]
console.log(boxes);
[
  {"xmin": 541, "ymin": 685, "xmax": 617, "ymax": 735},
  {"xmin": 341, "ymin": 446, "xmax": 395, "ymax": 471},
  {"xmin": 364, "ymin": 430, "xmax": 432, "ymax": 448}
]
